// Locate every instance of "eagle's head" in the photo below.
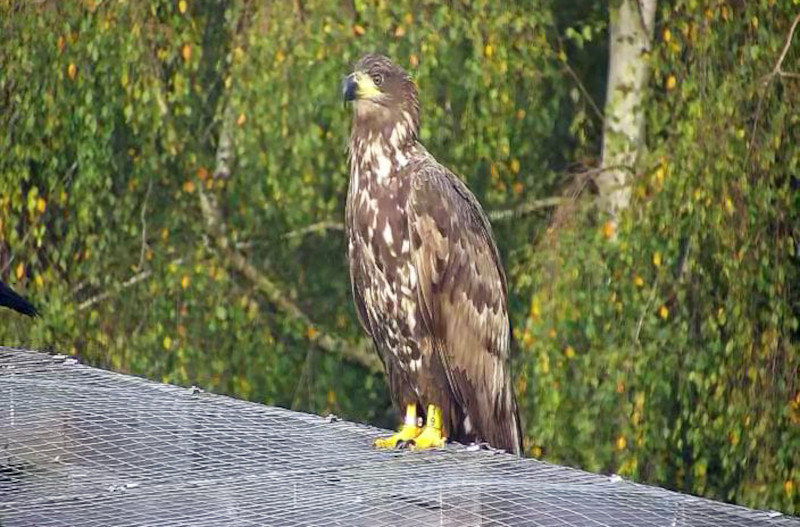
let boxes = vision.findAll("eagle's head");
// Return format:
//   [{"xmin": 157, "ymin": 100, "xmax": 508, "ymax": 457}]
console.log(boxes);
[{"xmin": 343, "ymin": 54, "xmax": 419, "ymax": 141}]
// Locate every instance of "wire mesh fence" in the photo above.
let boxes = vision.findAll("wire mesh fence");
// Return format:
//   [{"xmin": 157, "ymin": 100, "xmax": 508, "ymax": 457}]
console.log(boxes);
[{"xmin": 0, "ymin": 346, "xmax": 797, "ymax": 527}]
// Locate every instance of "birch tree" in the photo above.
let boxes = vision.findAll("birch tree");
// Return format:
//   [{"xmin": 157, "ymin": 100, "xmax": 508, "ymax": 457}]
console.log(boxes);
[{"xmin": 597, "ymin": 0, "xmax": 657, "ymax": 220}]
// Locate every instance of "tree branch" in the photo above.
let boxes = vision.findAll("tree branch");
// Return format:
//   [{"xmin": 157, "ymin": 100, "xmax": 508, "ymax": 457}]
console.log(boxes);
[
  {"xmin": 197, "ymin": 186, "xmax": 380, "ymax": 373},
  {"xmin": 488, "ymin": 197, "xmax": 563, "ymax": 222},
  {"xmin": 283, "ymin": 221, "xmax": 346, "ymax": 239},
  {"xmin": 77, "ymin": 258, "xmax": 184, "ymax": 312},
  {"xmin": 749, "ymin": 14, "xmax": 800, "ymax": 160}
]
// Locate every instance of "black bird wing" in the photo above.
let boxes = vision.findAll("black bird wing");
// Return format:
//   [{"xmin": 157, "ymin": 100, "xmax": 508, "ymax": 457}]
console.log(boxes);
[
  {"xmin": 0, "ymin": 281, "xmax": 38, "ymax": 317},
  {"xmin": 407, "ymin": 158, "xmax": 522, "ymax": 455}
]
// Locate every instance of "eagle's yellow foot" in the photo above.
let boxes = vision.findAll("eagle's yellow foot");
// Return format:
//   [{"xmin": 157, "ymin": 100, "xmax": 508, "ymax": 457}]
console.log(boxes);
[
  {"xmin": 408, "ymin": 404, "xmax": 446, "ymax": 450},
  {"xmin": 374, "ymin": 403, "xmax": 422, "ymax": 449}
]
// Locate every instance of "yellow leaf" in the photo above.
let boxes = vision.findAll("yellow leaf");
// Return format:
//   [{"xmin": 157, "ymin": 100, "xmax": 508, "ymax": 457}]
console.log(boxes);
[
  {"xmin": 658, "ymin": 305, "xmax": 669, "ymax": 319},
  {"xmin": 182, "ymin": 44, "xmax": 192, "ymax": 62},
  {"xmin": 616, "ymin": 435, "xmax": 627, "ymax": 450},
  {"xmin": 236, "ymin": 113, "xmax": 246, "ymax": 126},
  {"xmin": 634, "ymin": 275, "xmax": 645, "ymax": 287},
  {"xmin": 548, "ymin": 328, "xmax": 557, "ymax": 339},
  {"xmin": 163, "ymin": 336, "xmax": 172, "ymax": 350},
  {"xmin": 510, "ymin": 158, "xmax": 520, "ymax": 174},
  {"xmin": 531, "ymin": 446, "xmax": 543, "ymax": 458},
  {"xmin": 307, "ymin": 326, "xmax": 319, "ymax": 340},
  {"xmin": 394, "ymin": 26, "xmax": 405, "ymax": 38},
  {"xmin": 484, "ymin": 44, "xmax": 493, "ymax": 58},
  {"xmin": 36, "ymin": 197, "xmax": 46, "ymax": 213},
  {"xmin": 666, "ymin": 74, "xmax": 676, "ymax": 91},
  {"xmin": 602, "ymin": 221, "xmax": 616, "ymax": 240},
  {"xmin": 353, "ymin": 24, "xmax": 365, "ymax": 36},
  {"xmin": 183, "ymin": 180, "xmax": 195, "ymax": 193},
  {"xmin": 35, "ymin": 274, "xmax": 44, "ymax": 288},
  {"xmin": 181, "ymin": 275, "xmax": 190, "ymax": 289},
  {"xmin": 15, "ymin": 263, "xmax": 24, "ymax": 280},
  {"xmin": 178, "ymin": 0, "xmax": 187, "ymax": 14},
  {"xmin": 652, "ymin": 251, "xmax": 662, "ymax": 267},
  {"xmin": 409, "ymin": 54, "xmax": 419, "ymax": 68},
  {"xmin": 564, "ymin": 346, "xmax": 575, "ymax": 359},
  {"xmin": 516, "ymin": 109, "xmax": 526, "ymax": 120},
  {"xmin": 67, "ymin": 63, "xmax": 77, "ymax": 80},
  {"xmin": 785, "ymin": 480, "xmax": 795, "ymax": 497},
  {"xmin": 724, "ymin": 196, "xmax": 734, "ymax": 215},
  {"xmin": 662, "ymin": 28, "xmax": 672, "ymax": 43}
]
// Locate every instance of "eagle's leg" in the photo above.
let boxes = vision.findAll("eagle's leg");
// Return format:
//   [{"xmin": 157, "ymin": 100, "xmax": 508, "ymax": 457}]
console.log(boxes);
[
  {"xmin": 408, "ymin": 404, "xmax": 446, "ymax": 450},
  {"xmin": 374, "ymin": 403, "xmax": 422, "ymax": 448}
]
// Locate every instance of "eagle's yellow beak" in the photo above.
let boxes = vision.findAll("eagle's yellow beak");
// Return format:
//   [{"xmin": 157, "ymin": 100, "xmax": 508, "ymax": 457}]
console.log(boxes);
[{"xmin": 342, "ymin": 71, "xmax": 381, "ymax": 103}]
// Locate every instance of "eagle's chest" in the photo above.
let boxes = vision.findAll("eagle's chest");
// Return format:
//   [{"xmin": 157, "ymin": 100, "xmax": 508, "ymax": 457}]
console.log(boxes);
[{"xmin": 348, "ymin": 171, "xmax": 423, "ymax": 364}]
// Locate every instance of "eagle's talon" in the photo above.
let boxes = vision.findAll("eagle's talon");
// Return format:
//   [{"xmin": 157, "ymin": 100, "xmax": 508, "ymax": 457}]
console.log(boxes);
[
  {"xmin": 407, "ymin": 426, "xmax": 446, "ymax": 450},
  {"xmin": 407, "ymin": 404, "xmax": 446, "ymax": 450},
  {"xmin": 373, "ymin": 425, "xmax": 422, "ymax": 449}
]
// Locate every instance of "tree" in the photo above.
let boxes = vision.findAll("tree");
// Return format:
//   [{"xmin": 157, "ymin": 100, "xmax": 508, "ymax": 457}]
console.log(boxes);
[{"xmin": 597, "ymin": 0, "xmax": 657, "ymax": 220}]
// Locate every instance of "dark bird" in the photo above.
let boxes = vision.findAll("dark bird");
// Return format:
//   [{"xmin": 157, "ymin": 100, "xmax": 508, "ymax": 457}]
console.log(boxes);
[
  {"xmin": 0, "ymin": 281, "xmax": 38, "ymax": 317},
  {"xmin": 343, "ymin": 54, "xmax": 523, "ymax": 455}
]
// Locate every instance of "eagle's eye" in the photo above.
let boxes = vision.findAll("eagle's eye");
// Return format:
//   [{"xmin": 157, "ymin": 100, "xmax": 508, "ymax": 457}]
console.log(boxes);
[{"xmin": 372, "ymin": 73, "xmax": 384, "ymax": 86}]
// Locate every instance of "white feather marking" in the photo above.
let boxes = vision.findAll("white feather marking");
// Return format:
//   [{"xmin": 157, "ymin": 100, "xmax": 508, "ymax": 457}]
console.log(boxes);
[
  {"xmin": 410, "ymin": 358, "xmax": 422, "ymax": 372},
  {"xmin": 382, "ymin": 223, "xmax": 393, "ymax": 245},
  {"xmin": 401, "ymin": 240, "xmax": 410, "ymax": 254},
  {"xmin": 463, "ymin": 415, "xmax": 473, "ymax": 434},
  {"xmin": 408, "ymin": 264, "xmax": 417, "ymax": 288}
]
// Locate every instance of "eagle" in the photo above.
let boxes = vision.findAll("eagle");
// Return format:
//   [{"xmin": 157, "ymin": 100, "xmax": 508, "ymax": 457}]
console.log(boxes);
[{"xmin": 343, "ymin": 54, "xmax": 523, "ymax": 455}]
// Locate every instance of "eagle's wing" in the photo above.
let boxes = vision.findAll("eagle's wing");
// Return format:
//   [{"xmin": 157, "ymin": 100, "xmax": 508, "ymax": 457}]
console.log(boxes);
[
  {"xmin": 346, "ymin": 208, "xmax": 372, "ymax": 338},
  {"xmin": 407, "ymin": 161, "xmax": 522, "ymax": 455}
]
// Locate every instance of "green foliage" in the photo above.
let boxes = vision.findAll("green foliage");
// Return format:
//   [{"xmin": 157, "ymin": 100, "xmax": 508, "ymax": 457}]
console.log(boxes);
[
  {"xmin": 516, "ymin": 0, "xmax": 799, "ymax": 514},
  {"xmin": 0, "ymin": 1, "xmax": 568, "ymax": 429},
  {"xmin": 1, "ymin": 0, "xmax": 797, "ymax": 514}
]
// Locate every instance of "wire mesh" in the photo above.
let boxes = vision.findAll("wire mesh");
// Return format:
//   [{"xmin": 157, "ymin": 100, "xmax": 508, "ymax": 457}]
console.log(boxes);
[{"xmin": 0, "ymin": 347, "xmax": 797, "ymax": 527}]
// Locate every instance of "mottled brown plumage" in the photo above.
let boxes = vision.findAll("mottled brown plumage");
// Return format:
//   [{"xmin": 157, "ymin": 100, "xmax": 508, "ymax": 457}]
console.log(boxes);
[{"xmin": 344, "ymin": 54, "xmax": 522, "ymax": 455}]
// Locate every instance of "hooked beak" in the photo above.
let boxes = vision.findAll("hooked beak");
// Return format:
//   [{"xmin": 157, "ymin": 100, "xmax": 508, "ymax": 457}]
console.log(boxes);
[{"xmin": 342, "ymin": 73, "xmax": 357, "ymax": 105}]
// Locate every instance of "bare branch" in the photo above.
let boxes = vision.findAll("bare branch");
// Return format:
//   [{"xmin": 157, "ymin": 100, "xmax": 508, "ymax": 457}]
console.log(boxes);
[
  {"xmin": 488, "ymin": 197, "xmax": 563, "ymax": 222},
  {"xmin": 749, "ymin": 14, "xmax": 800, "ymax": 160},
  {"xmin": 136, "ymin": 179, "xmax": 153, "ymax": 272},
  {"xmin": 283, "ymin": 221, "xmax": 346, "ymax": 240},
  {"xmin": 77, "ymin": 258, "xmax": 183, "ymax": 312},
  {"xmin": 562, "ymin": 62, "xmax": 604, "ymax": 123},
  {"xmin": 197, "ymin": 186, "xmax": 380, "ymax": 372},
  {"xmin": 633, "ymin": 275, "xmax": 660, "ymax": 345}
]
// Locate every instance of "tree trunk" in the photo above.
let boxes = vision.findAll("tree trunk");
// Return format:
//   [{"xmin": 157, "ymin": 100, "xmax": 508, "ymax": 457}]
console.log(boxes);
[{"xmin": 598, "ymin": 0, "xmax": 657, "ymax": 219}]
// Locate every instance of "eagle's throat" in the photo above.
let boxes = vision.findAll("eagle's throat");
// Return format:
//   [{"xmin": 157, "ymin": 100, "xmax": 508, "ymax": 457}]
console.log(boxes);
[{"xmin": 349, "ymin": 109, "xmax": 417, "ymax": 189}]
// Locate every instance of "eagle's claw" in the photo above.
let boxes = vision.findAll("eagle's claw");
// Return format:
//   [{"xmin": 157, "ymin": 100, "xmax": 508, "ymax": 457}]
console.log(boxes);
[
  {"xmin": 407, "ymin": 425, "xmax": 446, "ymax": 450},
  {"xmin": 373, "ymin": 425, "xmax": 422, "ymax": 449}
]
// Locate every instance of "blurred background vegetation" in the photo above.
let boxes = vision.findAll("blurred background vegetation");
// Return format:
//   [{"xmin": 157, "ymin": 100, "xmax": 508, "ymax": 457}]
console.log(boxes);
[{"xmin": 1, "ymin": 0, "xmax": 797, "ymax": 514}]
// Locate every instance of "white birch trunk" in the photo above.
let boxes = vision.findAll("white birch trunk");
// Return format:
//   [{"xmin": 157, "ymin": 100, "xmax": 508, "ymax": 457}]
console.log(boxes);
[{"xmin": 598, "ymin": 0, "xmax": 657, "ymax": 218}]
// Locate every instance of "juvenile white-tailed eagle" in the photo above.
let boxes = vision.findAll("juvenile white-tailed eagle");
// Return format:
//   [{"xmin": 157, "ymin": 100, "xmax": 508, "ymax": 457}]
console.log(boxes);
[{"xmin": 343, "ymin": 54, "xmax": 523, "ymax": 455}]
